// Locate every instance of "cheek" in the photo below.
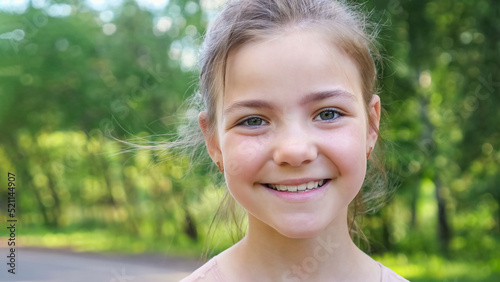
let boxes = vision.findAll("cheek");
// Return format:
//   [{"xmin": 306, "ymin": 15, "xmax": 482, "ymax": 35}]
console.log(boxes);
[
  {"xmin": 221, "ymin": 133, "xmax": 268, "ymax": 178},
  {"xmin": 320, "ymin": 125, "xmax": 367, "ymax": 183}
]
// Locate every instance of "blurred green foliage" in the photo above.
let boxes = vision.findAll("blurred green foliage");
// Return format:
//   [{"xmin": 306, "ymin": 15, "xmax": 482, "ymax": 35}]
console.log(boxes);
[{"xmin": 0, "ymin": 0, "xmax": 499, "ymax": 280}]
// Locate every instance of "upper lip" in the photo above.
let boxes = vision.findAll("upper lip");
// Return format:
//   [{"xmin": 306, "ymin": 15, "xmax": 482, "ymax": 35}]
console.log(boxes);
[{"xmin": 263, "ymin": 178, "xmax": 329, "ymax": 186}]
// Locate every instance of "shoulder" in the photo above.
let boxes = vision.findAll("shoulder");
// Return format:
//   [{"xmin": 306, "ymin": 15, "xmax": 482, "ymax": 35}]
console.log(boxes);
[
  {"xmin": 378, "ymin": 262, "xmax": 410, "ymax": 282},
  {"xmin": 180, "ymin": 257, "xmax": 226, "ymax": 282}
]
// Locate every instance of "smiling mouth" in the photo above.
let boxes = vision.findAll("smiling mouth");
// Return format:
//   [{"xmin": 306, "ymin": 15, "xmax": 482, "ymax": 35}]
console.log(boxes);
[{"xmin": 264, "ymin": 179, "xmax": 330, "ymax": 192}]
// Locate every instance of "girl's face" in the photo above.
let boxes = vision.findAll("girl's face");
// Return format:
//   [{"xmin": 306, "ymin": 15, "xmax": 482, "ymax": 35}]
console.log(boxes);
[{"xmin": 201, "ymin": 30, "xmax": 380, "ymax": 238}]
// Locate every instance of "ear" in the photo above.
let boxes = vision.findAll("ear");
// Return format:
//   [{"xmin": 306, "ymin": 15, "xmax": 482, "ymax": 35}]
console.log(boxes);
[
  {"xmin": 198, "ymin": 111, "xmax": 222, "ymax": 164},
  {"xmin": 367, "ymin": 94, "xmax": 381, "ymax": 150}
]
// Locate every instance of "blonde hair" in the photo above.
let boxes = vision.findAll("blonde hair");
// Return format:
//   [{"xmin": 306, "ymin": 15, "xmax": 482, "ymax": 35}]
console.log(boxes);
[{"xmin": 183, "ymin": 0, "xmax": 386, "ymax": 251}]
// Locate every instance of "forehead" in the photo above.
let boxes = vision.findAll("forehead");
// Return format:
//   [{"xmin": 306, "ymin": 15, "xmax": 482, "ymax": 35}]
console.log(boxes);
[{"xmin": 222, "ymin": 29, "xmax": 363, "ymax": 107}]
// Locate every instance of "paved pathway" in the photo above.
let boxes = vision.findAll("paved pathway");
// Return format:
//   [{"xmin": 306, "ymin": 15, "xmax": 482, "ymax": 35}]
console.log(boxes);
[{"xmin": 0, "ymin": 247, "xmax": 203, "ymax": 282}]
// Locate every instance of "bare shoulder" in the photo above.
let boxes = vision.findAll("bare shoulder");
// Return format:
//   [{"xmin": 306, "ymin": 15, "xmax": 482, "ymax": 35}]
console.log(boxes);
[
  {"xmin": 179, "ymin": 257, "xmax": 225, "ymax": 282},
  {"xmin": 378, "ymin": 262, "xmax": 409, "ymax": 282}
]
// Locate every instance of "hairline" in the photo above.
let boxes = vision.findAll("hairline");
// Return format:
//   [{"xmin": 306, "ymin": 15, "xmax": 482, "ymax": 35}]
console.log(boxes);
[{"xmin": 209, "ymin": 23, "xmax": 375, "ymax": 135}]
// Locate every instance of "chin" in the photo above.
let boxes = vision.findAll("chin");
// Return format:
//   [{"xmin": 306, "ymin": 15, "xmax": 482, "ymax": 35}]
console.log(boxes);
[
  {"xmin": 271, "ymin": 219, "xmax": 328, "ymax": 239},
  {"xmin": 279, "ymin": 230, "xmax": 322, "ymax": 239}
]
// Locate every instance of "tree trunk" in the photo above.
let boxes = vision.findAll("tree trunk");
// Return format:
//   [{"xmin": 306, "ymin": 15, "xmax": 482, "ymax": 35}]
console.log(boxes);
[
  {"xmin": 11, "ymin": 143, "xmax": 53, "ymax": 228},
  {"xmin": 46, "ymin": 172, "xmax": 61, "ymax": 228},
  {"xmin": 434, "ymin": 176, "xmax": 451, "ymax": 255},
  {"xmin": 410, "ymin": 183, "xmax": 419, "ymax": 229},
  {"xmin": 183, "ymin": 209, "xmax": 198, "ymax": 241},
  {"xmin": 31, "ymin": 176, "xmax": 53, "ymax": 227}
]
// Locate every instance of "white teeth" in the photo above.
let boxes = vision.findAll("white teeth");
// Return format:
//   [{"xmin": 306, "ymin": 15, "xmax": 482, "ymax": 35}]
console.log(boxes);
[{"xmin": 268, "ymin": 180, "xmax": 326, "ymax": 192}]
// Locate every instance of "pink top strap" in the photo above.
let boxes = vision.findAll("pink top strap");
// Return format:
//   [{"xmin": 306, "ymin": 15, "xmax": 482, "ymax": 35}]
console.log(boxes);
[
  {"xmin": 180, "ymin": 258, "xmax": 225, "ymax": 282},
  {"xmin": 377, "ymin": 262, "xmax": 409, "ymax": 282}
]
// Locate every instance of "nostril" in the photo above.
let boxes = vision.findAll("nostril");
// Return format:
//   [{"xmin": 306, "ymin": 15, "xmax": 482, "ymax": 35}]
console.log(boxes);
[{"xmin": 273, "ymin": 146, "xmax": 318, "ymax": 167}]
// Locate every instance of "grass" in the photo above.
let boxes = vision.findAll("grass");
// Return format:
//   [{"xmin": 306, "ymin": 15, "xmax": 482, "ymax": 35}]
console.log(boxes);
[
  {"xmin": 374, "ymin": 253, "xmax": 500, "ymax": 281},
  {"xmin": 15, "ymin": 226, "xmax": 207, "ymax": 258}
]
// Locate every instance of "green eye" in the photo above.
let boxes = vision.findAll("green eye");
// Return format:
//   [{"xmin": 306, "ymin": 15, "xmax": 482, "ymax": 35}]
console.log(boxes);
[{"xmin": 315, "ymin": 109, "xmax": 341, "ymax": 121}]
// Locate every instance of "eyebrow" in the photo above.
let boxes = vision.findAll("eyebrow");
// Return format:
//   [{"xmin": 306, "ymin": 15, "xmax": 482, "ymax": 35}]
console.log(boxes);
[
  {"xmin": 223, "ymin": 89, "xmax": 357, "ymax": 115},
  {"xmin": 300, "ymin": 90, "xmax": 357, "ymax": 105},
  {"xmin": 224, "ymin": 100, "xmax": 273, "ymax": 115}
]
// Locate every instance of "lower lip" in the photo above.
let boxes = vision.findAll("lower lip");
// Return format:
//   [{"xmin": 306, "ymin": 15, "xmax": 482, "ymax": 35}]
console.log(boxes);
[{"xmin": 264, "ymin": 180, "xmax": 330, "ymax": 202}]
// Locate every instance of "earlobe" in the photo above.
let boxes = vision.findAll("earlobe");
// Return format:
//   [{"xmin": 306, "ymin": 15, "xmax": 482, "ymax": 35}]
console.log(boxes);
[{"xmin": 198, "ymin": 111, "xmax": 222, "ymax": 164}]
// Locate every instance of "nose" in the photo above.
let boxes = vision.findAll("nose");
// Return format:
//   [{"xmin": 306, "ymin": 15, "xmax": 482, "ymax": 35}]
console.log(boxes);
[{"xmin": 272, "ymin": 126, "xmax": 318, "ymax": 167}]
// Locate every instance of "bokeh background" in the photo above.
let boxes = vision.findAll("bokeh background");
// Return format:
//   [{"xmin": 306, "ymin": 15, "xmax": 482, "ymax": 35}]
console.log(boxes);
[{"xmin": 0, "ymin": 0, "xmax": 499, "ymax": 281}]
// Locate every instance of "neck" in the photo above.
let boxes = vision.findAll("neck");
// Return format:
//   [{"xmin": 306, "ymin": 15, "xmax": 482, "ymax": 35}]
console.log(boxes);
[{"xmin": 227, "ymin": 210, "xmax": 367, "ymax": 281}]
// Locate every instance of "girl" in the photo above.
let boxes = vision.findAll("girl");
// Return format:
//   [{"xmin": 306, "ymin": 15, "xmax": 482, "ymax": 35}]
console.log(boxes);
[{"xmin": 182, "ymin": 0, "xmax": 408, "ymax": 281}]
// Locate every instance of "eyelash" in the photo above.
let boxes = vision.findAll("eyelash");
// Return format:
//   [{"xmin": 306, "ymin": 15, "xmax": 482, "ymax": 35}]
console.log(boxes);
[
  {"xmin": 237, "ymin": 116, "xmax": 268, "ymax": 127},
  {"xmin": 236, "ymin": 108, "xmax": 344, "ymax": 127},
  {"xmin": 314, "ymin": 108, "xmax": 344, "ymax": 121}
]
